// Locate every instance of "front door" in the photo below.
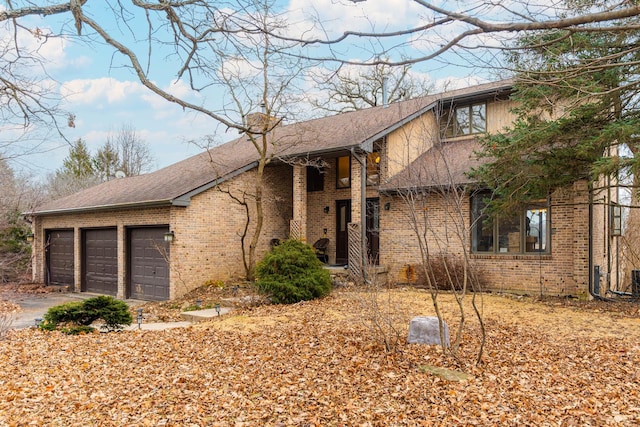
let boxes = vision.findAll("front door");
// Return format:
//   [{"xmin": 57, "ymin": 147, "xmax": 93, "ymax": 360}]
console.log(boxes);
[
  {"xmin": 366, "ymin": 198, "xmax": 380, "ymax": 265},
  {"xmin": 335, "ymin": 199, "xmax": 351, "ymax": 265}
]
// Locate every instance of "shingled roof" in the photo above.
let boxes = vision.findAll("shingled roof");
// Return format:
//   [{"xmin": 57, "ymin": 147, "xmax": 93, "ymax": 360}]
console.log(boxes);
[
  {"xmin": 380, "ymin": 139, "xmax": 485, "ymax": 192},
  {"xmin": 31, "ymin": 80, "xmax": 512, "ymax": 215}
]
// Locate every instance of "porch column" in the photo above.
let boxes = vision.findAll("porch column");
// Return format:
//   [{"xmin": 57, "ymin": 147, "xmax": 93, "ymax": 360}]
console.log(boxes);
[
  {"xmin": 292, "ymin": 165, "xmax": 308, "ymax": 242},
  {"xmin": 350, "ymin": 152, "xmax": 366, "ymax": 279}
]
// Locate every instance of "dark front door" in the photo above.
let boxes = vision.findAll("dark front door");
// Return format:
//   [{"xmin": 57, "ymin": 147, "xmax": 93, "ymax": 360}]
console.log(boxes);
[
  {"xmin": 336, "ymin": 199, "xmax": 351, "ymax": 265},
  {"xmin": 46, "ymin": 229, "xmax": 74, "ymax": 286},
  {"xmin": 83, "ymin": 228, "xmax": 118, "ymax": 296},
  {"xmin": 366, "ymin": 198, "xmax": 380, "ymax": 265},
  {"xmin": 129, "ymin": 227, "xmax": 170, "ymax": 301}
]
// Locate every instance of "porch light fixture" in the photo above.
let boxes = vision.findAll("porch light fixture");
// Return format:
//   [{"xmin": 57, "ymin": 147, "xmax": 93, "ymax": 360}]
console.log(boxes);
[
  {"xmin": 323, "ymin": 206, "xmax": 330, "ymax": 214},
  {"xmin": 26, "ymin": 233, "xmax": 34, "ymax": 243},
  {"xmin": 384, "ymin": 202, "xmax": 391, "ymax": 211},
  {"xmin": 164, "ymin": 231, "xmax": 175, "ymax": 243}
]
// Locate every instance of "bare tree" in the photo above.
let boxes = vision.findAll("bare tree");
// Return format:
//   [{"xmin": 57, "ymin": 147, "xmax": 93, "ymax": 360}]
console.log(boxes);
[
  {"xmin": 0, "ymin": 3, "xmax": 77, "ymax": 159},
  {"xmin": 101, "ymin": 124, "xmax": 154, "ymax": 178},
  {"xmin": 286, "ymin": 1, "xmax": 640, "ymax": 68},
  {"xmin": 309, "ymin": 63, "xmax": 433, "ymax": 114},
  {"xmin": 0, "ymin": 156, "xmax": 43, "ymax": 283}
]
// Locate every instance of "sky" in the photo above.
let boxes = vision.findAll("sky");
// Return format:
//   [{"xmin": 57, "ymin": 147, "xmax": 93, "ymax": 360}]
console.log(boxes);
[{"xmin": 2, "ymin": 0, "xmax": 526, "ymax": 182}]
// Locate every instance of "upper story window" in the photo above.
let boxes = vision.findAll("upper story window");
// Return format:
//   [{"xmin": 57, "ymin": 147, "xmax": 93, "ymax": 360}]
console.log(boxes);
[
  {"xmin": 441, "ymin": 103, "xmax": 486, "ymax": 138},
  {"xmin": 366, "ymin": 151, "xmax": 380, "ymax": 186},
  {"xmin": 471, "ymin": 193, "xmax": 549, "ymax": 254},
  {"xmin": 306, "ymin": 166, "xmax": 324, "ymax": 192},
  {"xmin": 336, "ymin": 156, "xmax": 351, "ymax": 189}
]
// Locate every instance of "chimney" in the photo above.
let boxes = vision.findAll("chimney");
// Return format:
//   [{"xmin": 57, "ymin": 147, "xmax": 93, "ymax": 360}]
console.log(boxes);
[
  {"xmin": 245, "ymin": 112, "xmax": 279, "ymax": 135},
  {"xmin": 382, "ymin": 76, "xmax": 389, "ymax": 108}
]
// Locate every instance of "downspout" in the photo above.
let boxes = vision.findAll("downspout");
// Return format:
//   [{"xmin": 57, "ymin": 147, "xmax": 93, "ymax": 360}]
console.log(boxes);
[
  {"xmin": 588, "ymin": 183, "xmax": 595, "ymax": 297},
  {"xmin": 351, "ymin": 148, "xmax": 368, "ymax": 282},
  {"xmin": 588, "ymin": 183, "xmax": 607, "ymax": 300}
]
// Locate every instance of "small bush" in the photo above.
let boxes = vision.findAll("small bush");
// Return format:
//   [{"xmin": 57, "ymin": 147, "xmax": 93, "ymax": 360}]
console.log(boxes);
[
  {"xmin": 42, "ymin": 301, "xmax": 86, "ymax": 325},
  {"xmin": 255, "ymin": 239, "xmax": 331, "ymax": 304},
  {"xmin": 41, "ymin": 296, "xmax": 132, "ymax": 333},
  {"xmin": 415, "ymin": 254, "xmax": 485, "ymax": 292}
]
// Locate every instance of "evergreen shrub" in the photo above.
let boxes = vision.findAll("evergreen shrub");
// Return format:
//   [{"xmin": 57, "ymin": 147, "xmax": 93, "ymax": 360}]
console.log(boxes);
[
  {"xmin": 41, "ymin": 296, "xmax": 132, "ymax": 333},
  {"xmin": 255, "ymin": 239, "xmax": 331, "ymax": 304}
]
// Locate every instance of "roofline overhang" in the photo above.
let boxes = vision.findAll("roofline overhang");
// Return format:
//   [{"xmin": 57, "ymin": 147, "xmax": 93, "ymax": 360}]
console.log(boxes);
[
  {"xmin": 439, "ymin": 83, "xmax": 513, "ymax": 106},
  {"xmin": 171, "ymin": 161, "xmax": 259, "ymax": 205},
  {"xmin": 28, "ymin": 161, "xmax": 261, "ymax": 217},
  {"xmin": 27, "ymin": 199, "xmax": 175, "ymax": 217}
]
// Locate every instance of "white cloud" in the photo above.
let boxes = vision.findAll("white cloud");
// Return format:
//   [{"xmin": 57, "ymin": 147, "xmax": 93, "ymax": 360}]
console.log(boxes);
[
  {"xmin": 60, "ymin": 78, "xmax": 146, "ymax": 106},
  {"xmin": 286, "ymin": 0, "xmax": 424, "ymax": 39}
]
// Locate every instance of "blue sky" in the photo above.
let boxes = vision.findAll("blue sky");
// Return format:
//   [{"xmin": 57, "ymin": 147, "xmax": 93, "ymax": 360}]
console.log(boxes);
[{"xmin": 4, "ymin": 0, "xmax": 513, "ymax": 182}]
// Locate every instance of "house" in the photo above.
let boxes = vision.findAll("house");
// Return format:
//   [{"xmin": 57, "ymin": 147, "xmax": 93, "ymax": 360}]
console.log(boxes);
[{"xmin": 27, "ymin": 80, "xmax": 616, "ymax": 300}]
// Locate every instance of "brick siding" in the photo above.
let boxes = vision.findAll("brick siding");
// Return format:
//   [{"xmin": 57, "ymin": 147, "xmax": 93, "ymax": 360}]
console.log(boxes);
[{"xmin": 379, "ymin": 181, "xmax": 592, "ymax": 296}]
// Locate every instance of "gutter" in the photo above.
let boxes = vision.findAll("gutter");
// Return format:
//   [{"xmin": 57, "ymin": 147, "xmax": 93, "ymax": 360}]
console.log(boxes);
[{"xmin": 27, "ymin": 199, "xmax": 176, "ymax": 216}]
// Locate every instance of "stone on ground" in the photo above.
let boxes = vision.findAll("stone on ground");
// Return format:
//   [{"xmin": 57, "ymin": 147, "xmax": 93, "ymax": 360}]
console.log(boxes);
[{"xmin": 407, "ymin": 316, "xmax": 450, "ymax": 346}]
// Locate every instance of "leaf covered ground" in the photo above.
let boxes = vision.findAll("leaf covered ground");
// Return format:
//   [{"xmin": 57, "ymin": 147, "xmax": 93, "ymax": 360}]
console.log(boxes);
[{"xmin": 1, "ymin": 287, "xmax": 639, "ymax": 426}]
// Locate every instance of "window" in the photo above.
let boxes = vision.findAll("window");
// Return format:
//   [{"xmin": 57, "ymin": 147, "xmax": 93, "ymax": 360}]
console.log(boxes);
[
  {"xmin": 441, "ymin": 103, "xmax": 486, "ymax": 138},
  {"xmin": 306, "ymin": 166, "xmax": 324, "ymax": 192},
  {"xmin": 366, "ymin": 151, "xmax": 380, "ymax": 186},
  {"xmin": 610, "ymin": 203, "xmax": 622, "ymax": 236},
  {"xmin": 471, "ymin": 193, "xmax": 549, "ymax": 254},
  {"xmin": 336, "ymin": 156, "xmax": 351, "ymax": 189}
]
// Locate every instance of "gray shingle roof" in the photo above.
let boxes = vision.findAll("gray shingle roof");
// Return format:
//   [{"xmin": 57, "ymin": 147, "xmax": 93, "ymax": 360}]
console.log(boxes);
[
  {"xmin": 32, "ymin": 80, "xmax": 511, "ymax": 215},
  {"xmin": 379, "ymin": 139, "xmax": 484, "ymax": 192}
]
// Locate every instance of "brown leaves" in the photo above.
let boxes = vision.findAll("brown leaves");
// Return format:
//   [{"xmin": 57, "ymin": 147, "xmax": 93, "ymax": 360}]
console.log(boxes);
[{"xmin": 0, "ymin": 290, "xmax": 639, "ymax": 425}]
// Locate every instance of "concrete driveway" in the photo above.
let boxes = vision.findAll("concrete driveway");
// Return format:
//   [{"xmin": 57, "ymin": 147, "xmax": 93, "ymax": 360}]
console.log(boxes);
[
  {"xmin": 5, "ymin": 292, "xmax": 93, "ymax": 329},
  {"xmin": 2, "ymin": 289, "xmax": 195, "ymax": 331}
]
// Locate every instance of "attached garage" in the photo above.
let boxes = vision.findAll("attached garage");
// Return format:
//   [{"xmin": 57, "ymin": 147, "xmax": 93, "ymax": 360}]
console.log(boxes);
[
  {"xmin": 83, "ymin": 228, "xmax": 118, "ymax": 296},
  {"xmin": 128, "ymin": 226, "xmax": 170, "ymax": 301},
  {"xmin": 45, "ymin": 229, "xmax": 74, "ymax": 286}
]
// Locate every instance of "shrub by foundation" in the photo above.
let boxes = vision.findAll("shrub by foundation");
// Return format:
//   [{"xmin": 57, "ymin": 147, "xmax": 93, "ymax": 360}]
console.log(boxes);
[
  {"xmin": 416, "ymin": 254, "xmax": 486, "ymax": 292},
  {"xmin": 255, "ymin": 239, "xmax": 331, "ymax": 304}
]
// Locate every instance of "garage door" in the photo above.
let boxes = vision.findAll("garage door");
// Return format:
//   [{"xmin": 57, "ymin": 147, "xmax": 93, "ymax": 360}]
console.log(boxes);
[
  {"xmin": 46, "ymin": 229, "xmax": 74, "ymax": 286},
  {"xmin": 83, "ymin": 228, "xmax": 118, "ymax": 296},
  {"xmin": 129, "ymin": 227, "xmax": 170, "ymax": 301}
]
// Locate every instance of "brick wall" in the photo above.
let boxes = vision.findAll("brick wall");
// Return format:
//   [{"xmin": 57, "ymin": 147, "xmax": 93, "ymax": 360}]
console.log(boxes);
[
  {"xmin": 379, "ymin": 182, "xmax": 592, "ymax": 296},
  {"xmin": 169, "ymin": 164, "xmax": 293, "ymax": 298}
]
